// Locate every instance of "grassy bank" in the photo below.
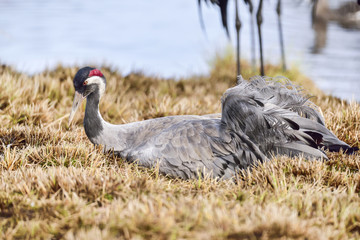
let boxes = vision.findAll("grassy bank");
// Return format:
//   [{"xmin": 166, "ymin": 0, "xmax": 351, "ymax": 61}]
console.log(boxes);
[{"xmin": 0, "ymin": 56, "xmax": 359, "ymax": 239}]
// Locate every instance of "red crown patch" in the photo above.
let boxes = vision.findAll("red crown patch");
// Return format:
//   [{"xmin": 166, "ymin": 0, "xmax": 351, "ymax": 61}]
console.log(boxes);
[{"xmin": 89, "ymin": 69, "xmax": 103, "ymax": 78}]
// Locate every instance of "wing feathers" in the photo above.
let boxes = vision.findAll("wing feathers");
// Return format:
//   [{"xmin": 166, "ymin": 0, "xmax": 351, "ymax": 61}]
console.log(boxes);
[{"xmin": 221, "ymin": 76, "xmax": 345, "ymax": 161}]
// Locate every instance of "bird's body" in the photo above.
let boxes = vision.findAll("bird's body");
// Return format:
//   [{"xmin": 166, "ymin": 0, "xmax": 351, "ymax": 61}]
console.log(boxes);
[
  {"xmin": 81, "ymin": 94, "xmax": 259, "ymax": 179},
  {"xmin": 69, "ymin": 67, "xmax": 356, "ymax": 180}
]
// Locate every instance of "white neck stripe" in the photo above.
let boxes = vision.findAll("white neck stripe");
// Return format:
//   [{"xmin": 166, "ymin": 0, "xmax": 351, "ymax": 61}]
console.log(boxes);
[{"xmin": 87, "ymin": 76, "xmax": 106, "ymax": 98}]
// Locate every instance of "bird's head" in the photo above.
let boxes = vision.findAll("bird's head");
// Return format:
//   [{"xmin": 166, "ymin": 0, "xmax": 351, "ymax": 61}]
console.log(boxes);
[{"xmin": 69, "ymin": 67, "xmax": 106, "ymax": 124}]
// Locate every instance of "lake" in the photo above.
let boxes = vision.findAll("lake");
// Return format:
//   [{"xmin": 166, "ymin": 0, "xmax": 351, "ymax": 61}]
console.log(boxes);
[{"xmin": 0, "ymin": 0, "xmax": 359, "ymax": 101}]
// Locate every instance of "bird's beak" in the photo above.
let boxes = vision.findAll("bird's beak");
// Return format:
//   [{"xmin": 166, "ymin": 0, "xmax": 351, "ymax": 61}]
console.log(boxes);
[{"xmin": 68, "ymin": 91, "xmax": 84, "ymax": 125}]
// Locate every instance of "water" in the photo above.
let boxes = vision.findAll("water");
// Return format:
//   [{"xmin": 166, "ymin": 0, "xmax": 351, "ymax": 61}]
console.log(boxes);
[{"xmin": 0, "ymin": 0, "xmax": 359, "ymax": 101}]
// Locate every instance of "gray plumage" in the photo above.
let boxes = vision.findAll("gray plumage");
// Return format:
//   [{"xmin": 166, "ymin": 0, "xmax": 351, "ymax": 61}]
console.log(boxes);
[{"xmin": 69, "ymin": 67, "xmax": 356, "ymax": 180}]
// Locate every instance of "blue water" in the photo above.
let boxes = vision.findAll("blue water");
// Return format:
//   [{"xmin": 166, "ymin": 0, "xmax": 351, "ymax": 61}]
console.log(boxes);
[{"xmin": 0, "ymin": 0, "xmax": 359, "ymax": 101}]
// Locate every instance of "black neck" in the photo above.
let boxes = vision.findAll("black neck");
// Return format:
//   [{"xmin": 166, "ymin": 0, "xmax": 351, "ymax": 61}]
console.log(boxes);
[{"xmin": 84, "ymin": 90, "xmax": 104, "ymax": 143}]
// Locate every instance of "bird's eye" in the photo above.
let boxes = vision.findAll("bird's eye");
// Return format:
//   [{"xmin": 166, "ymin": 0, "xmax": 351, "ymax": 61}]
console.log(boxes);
[{"xmin": 83, "ymin": 80, "xmax": 88, "ymax": 86}]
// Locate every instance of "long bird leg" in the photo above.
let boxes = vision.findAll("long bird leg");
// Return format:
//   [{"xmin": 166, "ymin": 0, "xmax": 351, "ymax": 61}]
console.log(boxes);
[
  {"xmin": 197, "ymin": 0, "xmax": 207, "ymax": 36},
  {"xmin": 245, "ymin": 0, "xmax": 256, "ymax": 72},
  {"xmin": 235, "ymin": 0, "xmax": 241, "ymax": 75},
  {"xmin": 256, "ymin": 0, "xmax": 265, "ymax": 76},
  {"xmin": 249, "ymin": 2, "xmax": 256, "ymax": 72},
  {"xmin": 276, "ymin": 0, "xmax": 287, "ymax": 72}
]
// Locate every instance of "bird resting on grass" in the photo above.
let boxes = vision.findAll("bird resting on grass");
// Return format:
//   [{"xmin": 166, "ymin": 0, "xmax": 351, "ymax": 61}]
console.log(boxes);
[{"xmin": 69, "ymin": 67, "xmax": 357, "ymax": 180}]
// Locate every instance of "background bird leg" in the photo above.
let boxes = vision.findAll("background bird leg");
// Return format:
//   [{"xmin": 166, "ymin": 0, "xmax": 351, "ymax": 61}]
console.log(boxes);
[
  {"xmin": 235, "ymin": 0, "xmax": 242, "ymax": 75},
  {"xmin": 197, "ymin": 0, "xmax": 207, "ymax": 35},
  {"xmin": 245, "ymin": 0, "xmax": 256, "ymax": 72},
  {"xmin": 247, "ymin": 0, "xmax": 256, "ymax": 72},
  {"xmin": 276, "ymin": 0, "xmax": 287, "ymax": 72},
  {"xmin": 256, "ymin": 0, "xmax": 265, "ymax": 76}
]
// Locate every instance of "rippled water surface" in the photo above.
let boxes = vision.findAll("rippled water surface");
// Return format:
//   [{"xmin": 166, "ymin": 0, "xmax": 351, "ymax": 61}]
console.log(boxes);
[{"xmin": 0, "ymin": 0, "xmax": 359, "ymax": 101}]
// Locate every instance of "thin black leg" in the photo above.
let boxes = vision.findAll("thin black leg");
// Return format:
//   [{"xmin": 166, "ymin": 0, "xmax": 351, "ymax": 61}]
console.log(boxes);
[
  {"xmin": 245, "ymin": 0, "xmax": 256, "ymax": 72},
  {"xmin": 276, "ymin": 0, "xmax": 286, "ymax": 72},
  {"xmin": 235, "ymin": 0, "xmax": 241, "ymax": 76},
  {"xmin": 256, "ymin": 0, "xmax": 265, "ymax": 76},
  {"xmin": 197, "ymin": 0, "xmax": 207, "ymax": 35}
]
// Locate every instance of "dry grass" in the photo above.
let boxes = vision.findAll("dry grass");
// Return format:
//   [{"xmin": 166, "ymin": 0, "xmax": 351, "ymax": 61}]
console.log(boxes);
[{"xmin": 0, "ymin": 52, "xmax": 359, "ymax": 239}]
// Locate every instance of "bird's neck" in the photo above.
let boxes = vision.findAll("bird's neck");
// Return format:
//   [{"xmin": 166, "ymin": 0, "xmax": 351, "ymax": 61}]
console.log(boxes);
[
  {"xmin": 84, "ymin": 91, "xmax": 105, "ymax": 144},
  {"xmin": 83, "ymin": 90, "xmax": 128, "ymax": 152}
]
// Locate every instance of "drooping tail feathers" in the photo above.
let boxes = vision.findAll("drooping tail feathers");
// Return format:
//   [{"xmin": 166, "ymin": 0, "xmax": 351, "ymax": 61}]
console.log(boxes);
[{"xmin": 221, "ymin": 76, "xmax": 356, "ymax": 159}]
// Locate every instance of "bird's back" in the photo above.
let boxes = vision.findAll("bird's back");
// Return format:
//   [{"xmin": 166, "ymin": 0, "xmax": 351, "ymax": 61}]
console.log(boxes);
[{"xmin": 122, "ymin": 117, "xmax": 266, "ymax": 179}]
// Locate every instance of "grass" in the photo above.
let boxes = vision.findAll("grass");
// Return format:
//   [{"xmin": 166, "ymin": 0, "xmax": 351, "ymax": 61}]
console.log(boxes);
[{"xmin": 0, "ymin": 52, "xmax": 359, "ymax": 239}]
